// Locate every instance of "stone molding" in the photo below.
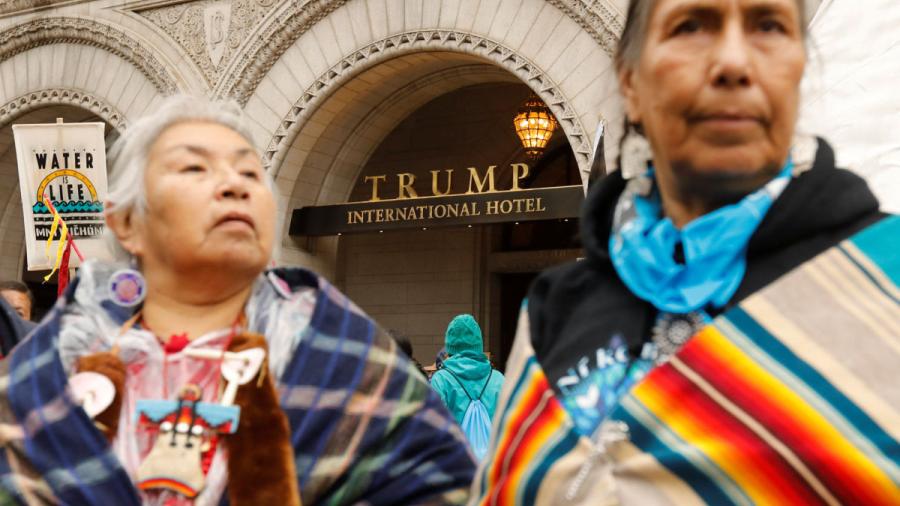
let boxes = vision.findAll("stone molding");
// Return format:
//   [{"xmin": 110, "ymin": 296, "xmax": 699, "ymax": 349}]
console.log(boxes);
[
  {"xmin": 264, "ymin": 30, "xmax": 594, "ymax": 174},
  {"xmin": 0, "ymin": 88, "xmax": 127, "ymax": 129},
  {"xmin": 217, "ymin": 0, "xmax": 350, "ymax": 103},
  {"xmin": 0, "ymin": 17, "xmax": 178, "ymax": 94},
  {"xmin": 547, "ymin": 0, "xmax": 624, "ymax": 56},
  {"xmin": 0, "ymin": 2, "xmax": 623, "ymax": 111},
  {"xmin": 221, "ymin": 0, "xmax": 622, "ymax": 104}
]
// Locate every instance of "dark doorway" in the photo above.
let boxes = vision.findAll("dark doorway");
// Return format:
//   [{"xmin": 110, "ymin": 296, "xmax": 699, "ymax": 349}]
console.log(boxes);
[{"xmin": 496, "ymin": 272, "xmax": 539, "ymax": 373}]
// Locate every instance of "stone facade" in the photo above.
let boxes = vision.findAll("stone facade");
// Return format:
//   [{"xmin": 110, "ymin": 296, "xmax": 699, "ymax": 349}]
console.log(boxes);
[
  {"xmin": 0, "ymin": 0, "xmax": 627, "ymax": 353},
  {"xmin": 4, "ymin": 0, "xmax": 895, "ymax": 358},
  {"xmin": 0, "ymin": 0, "xmax": 627, "ymax": 272}
]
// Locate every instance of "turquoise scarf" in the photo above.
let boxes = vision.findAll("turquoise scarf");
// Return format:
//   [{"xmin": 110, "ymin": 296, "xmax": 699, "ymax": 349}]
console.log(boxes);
[{"xmin": 609, "ymin": 162, "xmax": 793, "ymax": 313}]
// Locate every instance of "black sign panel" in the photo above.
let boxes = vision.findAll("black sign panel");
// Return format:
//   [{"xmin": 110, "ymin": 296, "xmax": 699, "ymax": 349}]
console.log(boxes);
[{"xmin": 290, "ymin": 185, "xmax": 584, "ymax": 236}]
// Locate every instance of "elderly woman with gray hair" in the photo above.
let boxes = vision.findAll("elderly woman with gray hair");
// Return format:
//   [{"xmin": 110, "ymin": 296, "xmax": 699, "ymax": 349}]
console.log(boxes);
[
  {"xmin": 0, "ymin": 96, "xmax": 475, "ymax": 505},
  {"xmin": 471, "ymin": 0, "xmax": 899, "ymax": 504}
]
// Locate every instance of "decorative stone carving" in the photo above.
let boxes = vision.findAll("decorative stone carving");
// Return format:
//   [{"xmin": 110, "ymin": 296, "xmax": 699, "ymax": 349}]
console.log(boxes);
[
  {"xmin": 262, "ymin": 30, "xmax": 594, "ymax": 173},
  {"xmin": 0, "ymin": 88, "xmax": 127, "ymax": 130},
  {"xmin": 0, "ymin": 17, "xmax": 177, "ymax": 95},
  {"xmin": 204, "ymin": 0, "xmax": 232, "ymax": 68},
  {"xmin": 138, "ymin": 0, "xmax": 279, "ymax": 86},
  {"xmin": 216, "ymin": 0, "xmax": 350, "ymax": 103},
  {"xmin": 220, "ymin": 0, "xmax": 623, "ymax": 104},
  {"xmin": 547, "ymin": 0, "xmax": 624, "ymax": 56}
]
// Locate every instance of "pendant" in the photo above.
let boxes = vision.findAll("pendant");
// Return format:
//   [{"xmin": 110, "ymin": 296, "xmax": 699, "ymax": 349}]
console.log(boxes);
[
  {"xmin": 108, "ymin": 268, "xmax": 146, "ymax": 307},
  {"xmin": 651, "ymin": 311, "xmax": 706, "ymax": 364},
  {"xmin": 69, "ymin": 371, "xmax": 115, "ymax": 419},
  {"xmin": 135, "ymin": 385, "xmax": 240, "ymax": 498}
]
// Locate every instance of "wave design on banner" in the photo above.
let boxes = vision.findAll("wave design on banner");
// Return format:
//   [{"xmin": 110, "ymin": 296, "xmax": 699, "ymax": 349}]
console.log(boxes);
[{"xmin": 32, "ymin": 201, "xmax": 105, "ymax": 214}]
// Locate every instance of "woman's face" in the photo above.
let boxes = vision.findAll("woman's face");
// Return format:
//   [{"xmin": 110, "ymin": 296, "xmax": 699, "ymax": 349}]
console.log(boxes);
[
  {"xmin": 619, "ymin": 0, "xmax": 806, "ymax": 189},
  {"xmin": 121, "ymin": 121, "xmax": 275, "ymax": 279}
]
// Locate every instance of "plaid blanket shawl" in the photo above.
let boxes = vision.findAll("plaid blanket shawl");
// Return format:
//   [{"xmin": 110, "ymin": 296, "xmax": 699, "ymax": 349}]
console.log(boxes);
[
  {"xmin": 471, "ymin": 215, "xmax": 900, "ymax": 505},
  {"xmin": 0, "ymin": 264, "xmax": 475, "ymax": 505}
]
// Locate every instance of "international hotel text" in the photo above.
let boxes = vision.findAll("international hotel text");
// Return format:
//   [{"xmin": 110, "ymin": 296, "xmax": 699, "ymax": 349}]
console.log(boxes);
[{"xmin": 347, "ymin": 163, "xmax": 548, "ymax": 225}]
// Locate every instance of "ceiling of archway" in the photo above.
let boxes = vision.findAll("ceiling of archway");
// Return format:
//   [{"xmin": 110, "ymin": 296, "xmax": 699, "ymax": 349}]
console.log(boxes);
[
  {"xmin": 276, "ymin": 52, "xmax": 518, "ymax": 179},
  {"xmin": 268, "ymin": 30, "xmax": 594, "ymax": 182},
  {"xmin": 275, "ymin": 53, "xmax": 510, "ymax": 165},
  {"xmin": 278, "ymin": 55, "xmax": 534, "ymax": 208}
]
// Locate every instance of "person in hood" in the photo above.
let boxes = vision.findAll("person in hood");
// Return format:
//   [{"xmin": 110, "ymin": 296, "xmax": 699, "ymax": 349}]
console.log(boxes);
[
  {"xmin": 0, "ymin": 96, "xmax": 474, "ymax": 506},
  {"xmin": 431, "ymin": 315, "xmax": 504, "ymax": 428},
  {"xmin": 471, "ymin": 0, "xmax": 899, "ymax": 504}
]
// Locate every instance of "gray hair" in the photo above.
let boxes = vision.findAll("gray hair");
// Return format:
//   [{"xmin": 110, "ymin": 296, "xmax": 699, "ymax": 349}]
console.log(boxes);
[
  {"xmin": 104, "ymin": 95, "xmax": 274, "ymax": 261},
  {"xmin": 615, "ymin": 0, "xmax": 807, "ymax": 70}
]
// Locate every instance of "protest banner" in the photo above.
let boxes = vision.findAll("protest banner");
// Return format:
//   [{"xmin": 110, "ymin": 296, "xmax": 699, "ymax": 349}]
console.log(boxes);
[{"xmin": 13, "ymin": 121, "xmax": 108, "ymax": 271}]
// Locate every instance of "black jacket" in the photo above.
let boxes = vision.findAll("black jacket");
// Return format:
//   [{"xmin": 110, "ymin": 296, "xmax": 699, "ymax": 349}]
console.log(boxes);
[{"xmin": 528, "ymin": 139, "xmax": 884, "ymax": 388}]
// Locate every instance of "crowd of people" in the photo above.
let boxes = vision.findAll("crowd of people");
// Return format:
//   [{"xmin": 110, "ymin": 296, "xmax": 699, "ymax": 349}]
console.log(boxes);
[{"xmin": 0, "ymin": 0, "xmax": 896, "ymax": 504}]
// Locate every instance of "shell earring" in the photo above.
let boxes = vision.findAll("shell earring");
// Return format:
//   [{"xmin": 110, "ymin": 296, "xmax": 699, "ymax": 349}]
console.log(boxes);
[
  {"xmin": 620, "ymin": 124, "xmax": 653, "ymax": 179},
  {"xmin": 109, "ymin": 258, "xmax": 146, "ymax": 307},
  {"xmin": 790, "ymin": 133, "xmax": 818, "ymax": 175}
]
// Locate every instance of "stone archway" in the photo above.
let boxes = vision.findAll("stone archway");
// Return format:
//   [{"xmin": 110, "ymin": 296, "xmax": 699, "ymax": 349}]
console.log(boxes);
[
  {"xmin": 230, "ymin": 0, "xmax": 626, "ymax": 275},
  {"xmin": 0, "ymin": 15, "xmax": 185, "ymax": 278},
  {"xmin": 220, "ymin": 0, "xmax": 627, "ymax": 105},
  {"xmin": 239, "ymin": 0, "xmax": 626, "ymax": 179},
  {"xmin": 0, "ymin": 89, "xmax": 128, "ymax": 131},
  {"xmin": 269, "ymin": 43, "xmax": 594, "ymax": 275},
  {"xmin": 264, "ymin": 30, "xmax": 594, "ymax": 175},
  {"xmin": 0, "ymin": 17, "xmax": 179, "ymax": 95},
  {"xmin": 274, "ymin": 56, "xmax": 521, "ymax": 276}
]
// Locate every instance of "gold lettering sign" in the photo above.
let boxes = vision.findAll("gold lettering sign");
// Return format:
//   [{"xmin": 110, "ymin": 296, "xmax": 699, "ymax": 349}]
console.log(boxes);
[
  {"xmin": 431, "ymin": 169, "xmax": 453, "ymax": 196},
  {"xmin": 363, "ymin": 163, "xmax": 536, "ymax": 202},
  {"xmin": 397, "ymin": 173, "xmax": 418, "ymax": 199},
  {"xmin": 511, "ymin": 163, "xmax": 529, "ymax": 191},
  {"xmin": 466, "ymin": 166, "xmax": 497, "ymax": 194},
  {"xmin": 291, "ymin": 185, "xmax": 584, "ymax": 237},
  {"xmin": 345, "ymin": 198, "xmax": 548, "ymax": 225},
  {"xmin": 364, "ymin": 175, "xmax": 386, "ymax": 201}
]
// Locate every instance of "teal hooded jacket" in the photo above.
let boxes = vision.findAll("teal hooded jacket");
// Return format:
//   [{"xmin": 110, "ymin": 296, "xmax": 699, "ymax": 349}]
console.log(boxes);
[{"xmin": 430, "ymin": 314, "xmax": 505, "ymax": 427}]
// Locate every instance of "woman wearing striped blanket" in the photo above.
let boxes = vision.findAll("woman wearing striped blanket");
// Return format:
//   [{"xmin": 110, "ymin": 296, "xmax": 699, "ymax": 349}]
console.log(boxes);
[
  {"xmin": 470, "ymin": 0, "xmax": 899, "ymax": 504},
  {"xmin": 0, "ymin": 96, "xmax": 475, "ymax": 505}
]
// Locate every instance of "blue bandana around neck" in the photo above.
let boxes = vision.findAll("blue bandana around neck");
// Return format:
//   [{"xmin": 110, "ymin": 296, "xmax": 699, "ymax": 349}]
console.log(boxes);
[{"xmin": 609, "ymin": 161, "xmax": 793, "ymax": 313}]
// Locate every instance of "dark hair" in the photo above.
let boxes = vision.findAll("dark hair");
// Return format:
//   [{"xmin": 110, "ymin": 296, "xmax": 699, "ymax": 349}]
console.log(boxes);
[
  {"xmin": 390, "ymin": 330, "xmax": 414, "ymax": 358},
  {"xmin": 615, "ymin": 0, "xmax": 807, "ymax": 70},
  {"xmin": 0, "ymin": 280, "xmax": 33, "ymax": 305},
  {"xmin": 387, "ymin": 330, "xmax": 429, "ymax": 378}
]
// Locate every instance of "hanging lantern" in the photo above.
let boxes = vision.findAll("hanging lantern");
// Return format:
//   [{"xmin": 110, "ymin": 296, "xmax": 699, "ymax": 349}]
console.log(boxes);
[{"xmin": 513, "ymin": 94, "xmax": 558, "ymax": 157}]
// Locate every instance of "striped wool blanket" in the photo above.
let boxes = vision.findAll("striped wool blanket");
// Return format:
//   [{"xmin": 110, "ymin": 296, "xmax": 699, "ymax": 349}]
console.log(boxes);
[
  {"xmin": 0, "ymin": 265, "xmax": 475, "ymax": 505},
  {"xmin": 472, "ymin": 215, "xmax": 900, "ymax": 505}
]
